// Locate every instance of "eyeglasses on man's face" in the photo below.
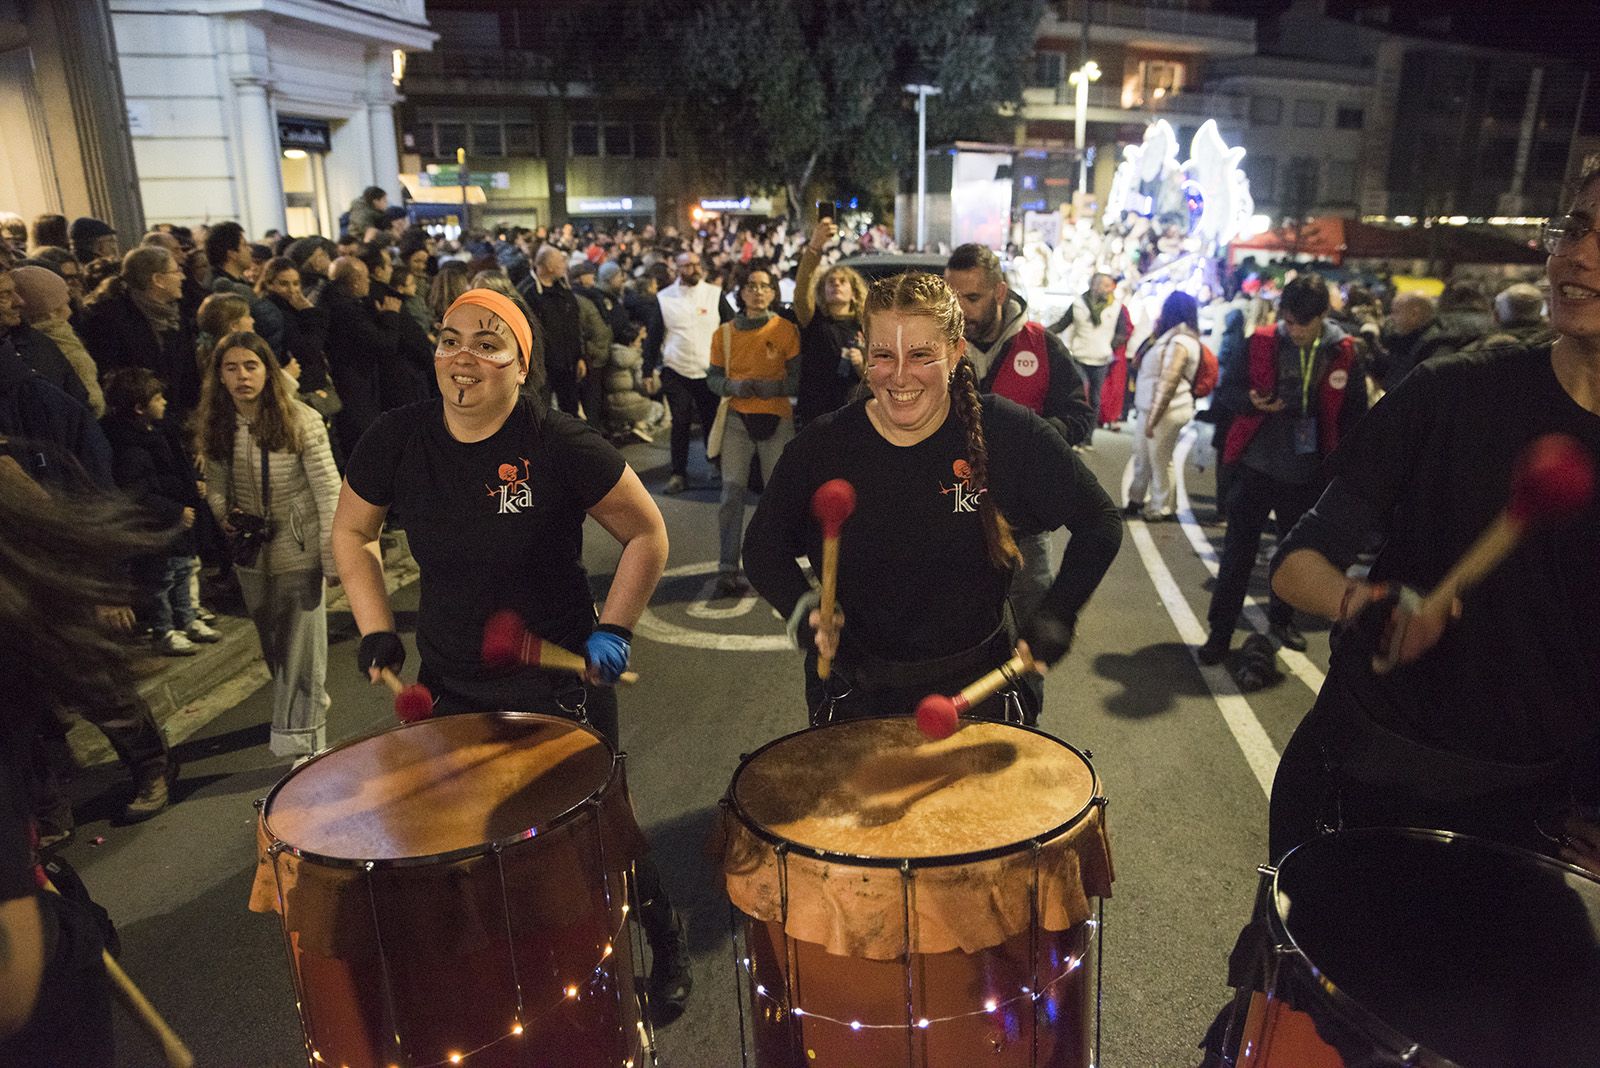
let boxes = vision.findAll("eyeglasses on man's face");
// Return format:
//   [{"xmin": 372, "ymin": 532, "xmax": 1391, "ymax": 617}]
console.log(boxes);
[
  {"xmin": 1543, "ymin": 214, "xmax": 1599, "ymax": 256},
  {"xmin": 742, "ymin": 281, "xmax": 774, "ymax": 292}
]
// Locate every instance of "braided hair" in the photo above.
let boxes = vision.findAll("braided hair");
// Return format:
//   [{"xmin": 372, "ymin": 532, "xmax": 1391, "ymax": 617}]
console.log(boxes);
[{"xmin": 864, "ymin": 272, "xmax": 1021, "ymax": 571}]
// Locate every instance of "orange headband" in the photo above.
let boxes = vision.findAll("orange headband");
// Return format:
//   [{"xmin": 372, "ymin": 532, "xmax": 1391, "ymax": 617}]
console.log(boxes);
[{"xmin": 445, "ymin": 289, "xmax": 533, "ymax": 371}]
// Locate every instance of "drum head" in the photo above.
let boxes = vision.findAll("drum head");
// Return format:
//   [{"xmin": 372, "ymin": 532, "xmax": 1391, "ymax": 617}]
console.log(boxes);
[
  {"xmin": 263, "ymin": 712, "xmax": 614, "ymax": 865},
  {"xmin": 731, "ymin": 717, "xmax": 1096, "ymax": 863},
  {"xmin": 1273, "ymin": 828, "xmax": 1600, "ymax": 1067}
]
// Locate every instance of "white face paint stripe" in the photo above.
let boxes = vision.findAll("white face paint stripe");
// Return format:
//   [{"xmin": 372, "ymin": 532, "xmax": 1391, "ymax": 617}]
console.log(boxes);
[{"xmin": 896, "ymin": 322, "xmax": 904, "ymax": 380}]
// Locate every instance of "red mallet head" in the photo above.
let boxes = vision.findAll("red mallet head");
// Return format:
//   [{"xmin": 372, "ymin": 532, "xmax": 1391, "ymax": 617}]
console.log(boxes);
[
  {"xmin": 482, "ymin": 609, "xmax": 534, "ymax": 668},
  {"xmin": 810, "ymin": 478, "xmax": 857, "ymax": 538},
  {"xmin": 395, "ymin": 683, "xmax": 435, "ymax": 723},
  {"xmin": 915, "ymin": 693, "xmax": 960, "ymax": 740},
  {"xmin": 1510, "ymin": 433, "xmax": 1596, "ymax": 526}
]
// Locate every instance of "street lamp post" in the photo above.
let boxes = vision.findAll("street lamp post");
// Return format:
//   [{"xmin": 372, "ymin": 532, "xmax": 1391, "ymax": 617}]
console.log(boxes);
[
  {"xmin": 903, "ymin": 82, "xmax": 942, "ymax": 251},
  {"xmin": 1069, "ymin": 60, "xmax": 1101, "ymax": 195}
]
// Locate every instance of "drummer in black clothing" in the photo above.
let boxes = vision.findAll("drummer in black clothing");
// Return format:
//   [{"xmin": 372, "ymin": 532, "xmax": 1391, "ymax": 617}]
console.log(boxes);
[
  {"xmin": 1264, "ymin": 171, "xmax": 1600, "ymax": 866},
  {"xmin": 743, "ymin": 272, "xmax": 1123, "ymax": 723},
  {"xmin": 329, "ymin": 288, "xmax": 693, "ymax": 1020}
]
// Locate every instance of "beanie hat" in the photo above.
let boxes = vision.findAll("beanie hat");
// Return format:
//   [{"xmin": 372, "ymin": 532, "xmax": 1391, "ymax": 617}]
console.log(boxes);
[
  {"xmin": 9, "ymin": 266, "xmax": 70, "ymax": 320},
  {"xmin": 597, "ymin": 261, "xmax": 622, "ymax": 286},
  {"xmin": 569, "ymin": 261, "xmax": 597, "ymax": 285},
  {"xmin": 69, "ymin": 217, "xmax": 116, "ymax": 243}
]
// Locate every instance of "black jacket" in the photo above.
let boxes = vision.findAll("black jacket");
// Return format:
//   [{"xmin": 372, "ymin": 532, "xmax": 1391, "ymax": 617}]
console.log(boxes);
[
  {"xmin": 101, "ymin": 413, "xmax": 200, "ymax": 553},
  {"xmin": 264, "ymin": 291, "xmax": 331, "ymax": 392},
  {"xmin": 371, "ymin": 281, "xmax": 433, "ymax": 407},
  {"xmin": 320, "ymin": 287, "xmax": 401, "ymax": 446},
  {"xmin": 78, "ymin": 291, "xmax": 200, "ymax": 412},
  {"xmin": 518, "ymin": 276, "xmax": 583, "ymax": 376},
  {"xmin": 574, "ymin": 283, "xmax": 637, "ymax": 346},
  {"xmin": 2, "ymin": 324, "xmax": 89, "ymax": 411},
  {"xmin": 0, "ymin": 339, "xmax": 113, "ymax": 489}
]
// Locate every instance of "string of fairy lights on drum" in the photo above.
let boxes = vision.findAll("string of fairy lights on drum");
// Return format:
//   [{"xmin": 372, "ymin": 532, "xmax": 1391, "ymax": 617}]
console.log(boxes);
[
  {"xmin": 307, "ymin": 903, "xmax": 643, "ymax": 1068},
  {"xmin": 739, "ymin": 917, "xmax": 1096, "ymax": 1033}
]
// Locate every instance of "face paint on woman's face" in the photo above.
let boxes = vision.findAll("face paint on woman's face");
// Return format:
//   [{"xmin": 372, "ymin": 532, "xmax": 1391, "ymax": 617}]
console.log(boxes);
[
  {"xmin": 864, "ymin": 311, "xmax": 957, "ymax": 438},
  {"xmin": 435, "ymin": 307, "xmax": 522, "ymax": 409}
]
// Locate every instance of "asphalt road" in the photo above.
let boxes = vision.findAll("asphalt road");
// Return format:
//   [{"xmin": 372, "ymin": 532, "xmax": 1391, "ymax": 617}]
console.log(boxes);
[{"xmin": 56, "ymin": 421, "xmax": 1335, "ymax": 1068}]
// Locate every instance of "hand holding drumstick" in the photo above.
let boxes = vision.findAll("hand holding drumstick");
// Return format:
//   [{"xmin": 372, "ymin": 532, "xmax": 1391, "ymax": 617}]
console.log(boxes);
[
  {"xmin": 809, "ymin": 479, "xmax": 856, "ymax": 680},
  {"xmin": 914, "ymin": 640, "xmax": 1046, "ymax": 740}
]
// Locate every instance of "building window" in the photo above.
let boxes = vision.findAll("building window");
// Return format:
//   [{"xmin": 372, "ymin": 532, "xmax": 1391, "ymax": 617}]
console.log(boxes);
[
  {"xmin": 405, "ymin": 123, "xmax": 434, "ymax": 156},
  {"xmin": 633, "ymin": 122, "xmax": 661, "ymax": 159},
  {"xmin": 1335, "ymin": 106, "xmax": 1364, "ymax": 130},
  {"xmin": 436, "ymin": 123, "xmax": 468, "ymax": 157},
  {"xmin": 1031, "ymin": 52, "xmax": 1065, "ymax": 89},
  {"xmin": 1325, "ymin": 159, "xmax": 1356, "ymax": 202},
  {"xmin": 1250, "ymin": 95, "xmax": 1282, "ymax": 126},
  {"xmin": 1282, "ymin": 157, "xmax": 1320, "ymax": 211},
  {"xmin": 471, "ymin": 123, "xmax": 504, "ymax": 157},
  {"xmin": 571, "ymin": 122, "xmax": 599, "ymax": 157},
  {"xmin": 504, "ymin": 122, "xmax": 538, "ymax": 156},
  {"xmin": 1123, "ymin": 58, "xmax": 1185, "ymax": 108},
  {"xmin": 603, "ymin": 123, "xmax": 632, "ymax": 157},
  {"xmin": 1293, "ymin": 99, "xmax": 1325, "ymax": 128},
  {"xmin": 1246, "ymin": 154, "xmax": 1277, "ymax": 197}
]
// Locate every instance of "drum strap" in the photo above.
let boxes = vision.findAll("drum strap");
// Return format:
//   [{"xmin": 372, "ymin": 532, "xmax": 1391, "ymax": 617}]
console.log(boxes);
[{"xmin": 841, "ymin": 616, "xmax": 1016, "ymax": 693}]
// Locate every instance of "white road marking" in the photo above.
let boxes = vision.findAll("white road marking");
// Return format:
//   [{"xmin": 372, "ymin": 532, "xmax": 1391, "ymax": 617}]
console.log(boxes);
[
  {"xmin": 634, "ymin": 562, "xmax": 793, "ymax": 651},
  {"xmin": 1121, "ymin": 431, "xmax": 1279, "ymax": 797},
  {"xmin": 1172, "ymin": 426, "xmax": 1328, "ymax": 696}
]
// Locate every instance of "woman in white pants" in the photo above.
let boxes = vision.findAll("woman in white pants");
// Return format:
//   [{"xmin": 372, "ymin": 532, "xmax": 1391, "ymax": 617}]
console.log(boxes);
[
  {"xmin": 197, "ymin": 331, "xmax": 340, "ymax": 759},
  {"xmin": 1127, "ymin": 291, "xmax": 1201, "ymax": 521}
]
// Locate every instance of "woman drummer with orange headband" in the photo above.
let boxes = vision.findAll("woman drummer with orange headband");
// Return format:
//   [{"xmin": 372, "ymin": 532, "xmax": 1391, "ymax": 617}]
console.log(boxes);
[{"xmin": 328, "ymin": 288, "xmax": 693, "ymax": 1020}]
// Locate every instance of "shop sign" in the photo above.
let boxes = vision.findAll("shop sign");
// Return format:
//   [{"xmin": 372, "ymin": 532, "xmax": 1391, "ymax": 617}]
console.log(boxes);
[
  {"xmin": 571, "ymin": 196, "xmax": 656, "ymax": 214},
  {"xmin": 278, "ymin": 117, "xmax": 332, "ymax": 152}
]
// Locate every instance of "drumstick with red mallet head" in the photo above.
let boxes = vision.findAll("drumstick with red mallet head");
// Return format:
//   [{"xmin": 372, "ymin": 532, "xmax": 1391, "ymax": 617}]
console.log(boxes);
[
  {"xmin": 1374, "ymin": 432, "xmax": 1595, "ymax": 672},
  {"xmin": 481, "ymin": 610, "xmax": 640, "ymax": 684},
  {"xmin": 377, "ymin": 668, "xmax": 435, "ymax": 723},
  {"xmin": 914, "ymin": 645, "xmax": 1042, "ymax": 740},
  {"xmin": 810, "ymin": 479, "xmax": 857, "ymax": 680}
]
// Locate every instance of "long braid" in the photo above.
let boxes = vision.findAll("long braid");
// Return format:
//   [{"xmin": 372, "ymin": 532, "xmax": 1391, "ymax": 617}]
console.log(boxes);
[{"xmin": 950, "ymin": 356, "xmax": 1021, "ymax": 571}]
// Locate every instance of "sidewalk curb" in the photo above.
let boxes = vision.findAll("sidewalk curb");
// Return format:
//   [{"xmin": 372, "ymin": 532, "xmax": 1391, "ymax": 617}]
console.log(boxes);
[{"xmin": 70, "ymin": 540, "xmax": 419, "ymax": 767}]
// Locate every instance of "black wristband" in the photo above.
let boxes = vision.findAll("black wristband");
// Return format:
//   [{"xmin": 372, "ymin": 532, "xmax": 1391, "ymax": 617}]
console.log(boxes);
[
  {"xmin": 594, "ymin": 622, "xmax": 633, "ymax": 643},
  {"xmin": 357, "ymin": 631, "xmax": 405, "ymax": 676}
]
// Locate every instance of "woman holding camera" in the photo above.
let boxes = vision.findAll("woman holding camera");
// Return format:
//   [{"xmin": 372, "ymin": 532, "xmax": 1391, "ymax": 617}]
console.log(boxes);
[{"xmin": 196, "ymin": 331, "xmax": 340, "ymax": 760}]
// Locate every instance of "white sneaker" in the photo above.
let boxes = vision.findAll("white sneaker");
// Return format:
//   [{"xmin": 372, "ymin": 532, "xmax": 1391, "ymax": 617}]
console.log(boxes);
[
  {"xmin": 186, "ymin": 619, "xmax": 221, "ymax": 643},
  {"xmin": 155, "ymin": 631, "xmax": 199, "ymax": 657}
]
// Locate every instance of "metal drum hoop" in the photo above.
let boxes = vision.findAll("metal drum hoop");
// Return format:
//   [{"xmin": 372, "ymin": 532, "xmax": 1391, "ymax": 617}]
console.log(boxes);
[
  {"xmin": 260, "ymin": 710, "xmax": 624, "ymax": 871},
  {"xmin": 1260, "ymin": 826, "xmax": 1600, "ymax": 1068}
]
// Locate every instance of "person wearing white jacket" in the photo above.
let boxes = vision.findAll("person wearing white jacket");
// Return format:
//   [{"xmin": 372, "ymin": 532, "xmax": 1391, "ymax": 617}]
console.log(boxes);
[{"xmin": 197, "ymin": 331, "xmax": 340, "ymax": 759}]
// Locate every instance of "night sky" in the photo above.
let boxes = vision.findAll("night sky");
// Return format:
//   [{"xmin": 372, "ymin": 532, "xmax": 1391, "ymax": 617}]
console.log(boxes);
[{"xmin": 1211, "ymin": 0, "xmax": 1600, "ymax": 60}]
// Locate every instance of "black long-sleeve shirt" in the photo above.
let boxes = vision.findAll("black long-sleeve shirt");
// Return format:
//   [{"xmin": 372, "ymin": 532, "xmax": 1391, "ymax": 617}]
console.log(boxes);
[{"xmin": 743, "ymin": 394, "xmax": 1122, "ymax": 666}]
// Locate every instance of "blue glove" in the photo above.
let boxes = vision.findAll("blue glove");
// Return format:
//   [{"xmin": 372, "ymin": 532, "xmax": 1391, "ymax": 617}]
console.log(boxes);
[{"xmin": 585, "ymin": 626, "xmax": 632, "ymax": 685}]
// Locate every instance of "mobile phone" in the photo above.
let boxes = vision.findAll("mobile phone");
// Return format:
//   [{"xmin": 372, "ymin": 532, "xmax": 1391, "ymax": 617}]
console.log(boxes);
[{"xmin": 817, "ymin": 201, "xmax": 836, "ymax": 221}]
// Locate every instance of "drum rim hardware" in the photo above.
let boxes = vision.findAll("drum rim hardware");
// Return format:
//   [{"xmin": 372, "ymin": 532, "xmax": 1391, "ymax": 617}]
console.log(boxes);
[
  {"xmin": 261, "ymin": 710, "xmax": 625, "ymax": 871},
  {"xmin": 1247, "ymin": 825, "xmax": 1600, "ymax": 1068},
  {"xmin": 728, "ymin": 715, "xmax": 1105, "ymax": 869}
]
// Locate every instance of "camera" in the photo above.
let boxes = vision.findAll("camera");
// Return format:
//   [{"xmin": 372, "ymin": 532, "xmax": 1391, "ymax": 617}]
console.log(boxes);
[{"xmin": 227, "ymin": 508, "xmax": 275, "ymax": 567}]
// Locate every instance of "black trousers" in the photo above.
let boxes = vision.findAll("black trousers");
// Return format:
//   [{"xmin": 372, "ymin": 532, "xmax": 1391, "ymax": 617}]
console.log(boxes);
[
  {"xmin": 548, "ymin": 368, "xmax": 582, "ymax": 420},
  {"xmin": 661, "ymin": 368, "xmax": 721, "ymax": 478},
  {"xmin": 579, "ymin": 364, "xmax": 606, "ymax": 433},
  {"xmin": 1206, "ymin": 465, "xmax": 1323, "ymax": 638}
]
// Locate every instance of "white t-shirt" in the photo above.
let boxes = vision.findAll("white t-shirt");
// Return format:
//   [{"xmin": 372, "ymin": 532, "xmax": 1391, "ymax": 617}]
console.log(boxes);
[{"xmin": 658, "ymin": 280, "xmax": 724, "ymax": 378}]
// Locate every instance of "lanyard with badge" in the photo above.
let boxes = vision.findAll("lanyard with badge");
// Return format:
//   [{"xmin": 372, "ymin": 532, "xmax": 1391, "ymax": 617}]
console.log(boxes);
[{"xmin": 1293, "ymin": 335, "xmax": 1321, "ymax": 455}]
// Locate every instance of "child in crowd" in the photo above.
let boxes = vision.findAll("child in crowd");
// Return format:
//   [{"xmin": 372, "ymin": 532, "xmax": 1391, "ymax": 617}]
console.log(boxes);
[{"xmin": 101, "ymin": 368, "xmax": 219, "ymax": 655}]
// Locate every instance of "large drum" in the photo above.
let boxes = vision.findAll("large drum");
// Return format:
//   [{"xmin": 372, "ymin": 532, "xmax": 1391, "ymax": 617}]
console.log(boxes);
[
  {"xmin": 719, "ymin": 717, "xmax": 1113, "ymax": 1068},
  {"xmin": 1225, "ymin": 827, "xmax": 1600, "ymax": 1067},
  {"xmin": 250, "ymin": 712, "xmax": 651, "ymax": 1068}
]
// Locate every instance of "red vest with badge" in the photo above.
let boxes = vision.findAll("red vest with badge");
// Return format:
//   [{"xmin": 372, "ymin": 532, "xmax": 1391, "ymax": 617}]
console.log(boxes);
[
  {"xmin": 1223, "ymin": 328, "xmax": 1359, "ymax": 465},
  {"xmin": 987, "ymin": 322, "xmax": 1051, "ymax": 415}
]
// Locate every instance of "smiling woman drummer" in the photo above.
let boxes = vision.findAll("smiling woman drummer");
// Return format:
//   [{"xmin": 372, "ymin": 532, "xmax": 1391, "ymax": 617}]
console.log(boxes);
[
  {"xmin": 742, "ymin": 272, "xmax": 1124, "ymax": 724},
  {"xmin": 328, "ymin": 287, "xmax": 693, "ymax": 1019}
]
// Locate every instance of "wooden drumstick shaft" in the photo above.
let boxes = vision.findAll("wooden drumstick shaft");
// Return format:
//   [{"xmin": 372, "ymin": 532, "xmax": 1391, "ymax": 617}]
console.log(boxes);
[
  {"xmin": 535, "ymin": 641, "xmax": 639, "ymax": 686},
  {"xmin": 952, "ymin": 651, "xmax": 1035, "ymax": 715},
  {"xmin": 44, "ymin": 880, "xmax": 194, "ymax": 1068},
  {"xmin": 377, "ymin": 667, "xmax": 406, "ymax": 695},
  {"xmin": 817, "ymin": 535, "xmax": 840, "ymax": 680},
  {"xmin": 1420, "ymin": 512, "xmax": 1522, "ymax": 617}
]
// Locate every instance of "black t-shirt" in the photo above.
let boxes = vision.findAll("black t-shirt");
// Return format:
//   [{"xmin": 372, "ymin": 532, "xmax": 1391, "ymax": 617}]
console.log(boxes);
[
  {"xmin": 1285, "ymin": 343, "xmax": 1600, "ymax": 764},
  {"xmin": 0, "ymin": 737, "xmax": 36, "ymax": 905},
  {"xmin": 743, "ymin": 395, "xmax": 1122, "ymax": 663},
  {"xmin": 345, "ymin": 398, "xmax": 626, "ymax": 679}
]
